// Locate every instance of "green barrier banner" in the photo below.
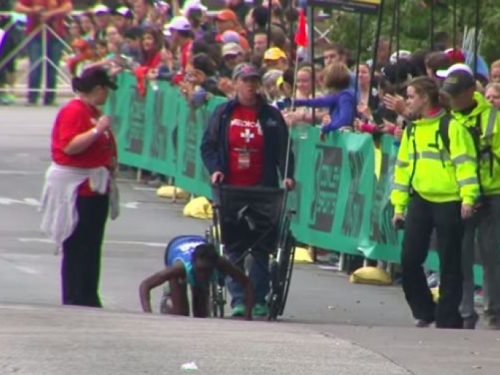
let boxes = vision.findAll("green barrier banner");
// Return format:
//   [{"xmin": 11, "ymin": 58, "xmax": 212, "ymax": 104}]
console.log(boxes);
[
  {"xmin": 175, "ymin": 96, "xmax": 227, "ymax": 198},
  {"xmin": 291, "ymin": 129, "xmax": 375, "ymax": 256},
  {"xmin": 360, "ymin": 135, "xmax": 401, "ymax": 262},
  {"xmin": 105, "ymin": 73, "xmax": 487, "ymax": 285}
]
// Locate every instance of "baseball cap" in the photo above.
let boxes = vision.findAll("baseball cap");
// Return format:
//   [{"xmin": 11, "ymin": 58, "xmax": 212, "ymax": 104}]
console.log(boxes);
[
  {"xmin": 92, "ymin": 4, "xmax": 110, "ymax": 14},
  {"xmin": 115, "ymin": 6, "xmax": 133, "ymax": 18},
  {"xmin": 264, "ymin": 47, "xmax": 287, "ymax": 61},
  {"xmin": 232, "ymin": 63, "xmax": 261, "ymax": 80},
  {"xmin": 222, "ymin": 43, "xmax": 243, "ymax": 57},
  {"xmin": 435, "ymin": 63, "xmax": 473, "ymax": 79},
  {"xmin": 74, "ymin": 67, "xmax": 118, "ymax": 92},
  {"xmin": 216, "ymin": 30, "xmax": 240, "ymax": 44},
  {"xmin": 439, "ymin": 65, "xmax": 476, "ymax": 97},
  {"xmin": 216, "ymin": 9, "xmax": 238, "ymax": 22},
  {"xmin": 182, "ymin": 0, "xmax": 207, "ymax": 15},
  {"xmin": 166, "ymin": 16, "xmax": 191, "ymax": 31},
  {"xmin": 389, "ymin": 50, "xmax": 412, "ymax": 64}
]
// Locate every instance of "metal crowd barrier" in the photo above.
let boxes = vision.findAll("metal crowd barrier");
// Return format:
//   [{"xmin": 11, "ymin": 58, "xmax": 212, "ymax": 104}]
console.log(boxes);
[{"xmin": 0, "ymin": 12, "xmax": 73, "ymax": 95}]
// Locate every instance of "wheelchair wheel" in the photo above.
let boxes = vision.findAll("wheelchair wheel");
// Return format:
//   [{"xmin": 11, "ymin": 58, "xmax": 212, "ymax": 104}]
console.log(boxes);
[
  {"xmin": 267, "ymin": 214, "xmax": 295, "ymax": 321},
  {"xmin": 212, "ymin": 276, "xmax": 227, "ymax": 318},
  {"xmin": 211, "ymin": 281, "xmax": 225, "ymax": 318},
  {"xmin": 267, "ymin": 259, "xmax": 280, "ymax": 321},
  {"xmin": 279, "ymin": 233, "xmax": 296, "ymax": 316}
]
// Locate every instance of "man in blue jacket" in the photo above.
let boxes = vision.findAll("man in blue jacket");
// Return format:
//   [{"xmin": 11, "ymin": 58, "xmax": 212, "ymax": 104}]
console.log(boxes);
[{"xmin": 200, "ymin": 62, "xmax": 295, "ymax": 317}]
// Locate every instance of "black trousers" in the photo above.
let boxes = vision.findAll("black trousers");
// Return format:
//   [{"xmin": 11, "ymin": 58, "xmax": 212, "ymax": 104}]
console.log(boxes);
[
  {"xmin": 401, "ymin": 193, "xmax": 464, "ymax": 329},
  {"xmin": 61, "ymin": 194, "xmax": 109, "ymax": 307}
]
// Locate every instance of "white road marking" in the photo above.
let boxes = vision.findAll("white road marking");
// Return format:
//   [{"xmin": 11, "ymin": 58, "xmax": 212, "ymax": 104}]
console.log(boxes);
[
  {"xmin": 132, "ymin": 187, "xmax": 157, "ymax": 192},
  {"xmin": 122, "ymin": 201, "xmax": 140, "ymax": 209},
  {"xmin": 18, "ymin": 238, "xmax": 165, "ymax": 248},
  {"xmin": 13, "ymin": 266, "xmax": 39, "ymax": 275},
  {"xmin": 23, "ymin": 198, "xmax": 41, "ymax": 206},
  {"xmin": 0, "ymin": 170, "xmax": 43, "ymax": 175},
  {"xmin": 0, "ymin": 196, "xmax": 142, "ymax": 210}
]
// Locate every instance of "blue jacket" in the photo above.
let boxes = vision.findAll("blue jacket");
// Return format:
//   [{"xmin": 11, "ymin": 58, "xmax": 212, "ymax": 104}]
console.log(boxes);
[
  {"xmin": 200, "ymin": 96, "xmax": 295, "ymax": 188},
  {"xmin": 293, "ymin": 89, "xmax": 356, "ymax": 133}
]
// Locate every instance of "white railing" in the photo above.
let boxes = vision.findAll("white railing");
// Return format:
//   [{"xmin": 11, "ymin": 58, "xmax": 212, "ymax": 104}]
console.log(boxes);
[{"xmin": 0, "ymin": 13, "xmax": 73, "ymax": 94}]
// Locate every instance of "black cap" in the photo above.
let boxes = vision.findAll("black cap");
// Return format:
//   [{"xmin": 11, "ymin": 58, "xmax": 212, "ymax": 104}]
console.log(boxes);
[
  {"xmin": 440, "ymin": 70, "xmax": 475, "ymax": 97},
  {"xmin": 72, "ymin": 67, "xmax": 118, "ymax": 93},
  {"xmin": 381, "ymin": 60, "xmax": 415, "ymax": 86}
]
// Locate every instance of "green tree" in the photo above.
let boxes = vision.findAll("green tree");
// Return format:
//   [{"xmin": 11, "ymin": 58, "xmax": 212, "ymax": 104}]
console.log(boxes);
[{"xmin": 322, "ymin": 0, "xmax": 500, "ymax": 65}]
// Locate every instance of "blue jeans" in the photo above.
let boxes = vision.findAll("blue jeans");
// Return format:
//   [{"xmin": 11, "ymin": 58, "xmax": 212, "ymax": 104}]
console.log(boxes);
[
  {"xmin": 27, "ymin": 34, "xmax": 63, "ymax": 104},
  {"xmin": 226, "ymin": 248, "xmax": 269, "ymax": 308}
]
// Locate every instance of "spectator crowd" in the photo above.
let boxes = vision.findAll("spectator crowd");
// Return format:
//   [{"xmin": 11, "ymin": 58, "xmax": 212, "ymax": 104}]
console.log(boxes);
[{"xmin": 2, "ymin": 0, "xmax": 500, "ymax": 330}]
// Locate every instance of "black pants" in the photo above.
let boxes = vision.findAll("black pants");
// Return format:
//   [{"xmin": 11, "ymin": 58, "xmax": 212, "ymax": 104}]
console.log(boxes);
[
  {"xmin": 61, "ymin": 194, "xmax": 109, "ymax": 307},
  {"xmin": 401, "ymin": 194, "xmax": 464, "ymax": 329}
]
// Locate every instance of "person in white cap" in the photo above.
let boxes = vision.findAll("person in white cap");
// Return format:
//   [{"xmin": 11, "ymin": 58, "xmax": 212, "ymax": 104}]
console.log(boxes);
[
  {"xmin": 220, "ymin": 43, "xmax": 245, "ymax": 78},
  {"xmin": 166, "ymin": 16, "xmax": 193, "ymax": 75},
  {"xmin": 92, "ymin": 4, "xmax": 111, "ymax": 40},
  {"xmin": 112, "ymin": 6, "xmax": 134, "ymax": 34},
  {"xmin": 182, "ymin": 0, "xmax": 209, "ymax": 39},
  {"xmin": 438, "ymin": 63, "xmax": 500, "ymax": 330}
]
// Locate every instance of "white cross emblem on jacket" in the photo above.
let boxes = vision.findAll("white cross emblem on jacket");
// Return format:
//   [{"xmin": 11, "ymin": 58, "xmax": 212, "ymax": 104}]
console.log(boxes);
[{"xmin": 241, "ymin": 128, "xmax": 255, "ymax": 143}]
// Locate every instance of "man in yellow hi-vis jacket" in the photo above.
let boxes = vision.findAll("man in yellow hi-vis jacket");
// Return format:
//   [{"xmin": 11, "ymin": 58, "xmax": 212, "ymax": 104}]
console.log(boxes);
[
  {"xmin": 391, "ymin": 76, "xmax": 479, "ymax": 329},
  {"xmin": 438, "ymin": 64, "xmax": 500, "ymax": 330}
]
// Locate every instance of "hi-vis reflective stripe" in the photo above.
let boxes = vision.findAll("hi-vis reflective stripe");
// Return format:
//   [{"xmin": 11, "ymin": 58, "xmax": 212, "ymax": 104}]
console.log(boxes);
[
  {"xmin": 392, "ymin": 183, "xmax": 409, "ymax": 192},
  {"xmin": 458, "ymin": 176, "xmax": 479, "ymax": 187},
  {"xmin": 396, "ymin": 160, "xmax": 409, "ymax": 167},
  {"xmin": 485, "ymin": 109, "xmax": 498, "ymax": 138},
  {"xmin": 452, "ymin": 154, "xmax": 475, "ymax": 164},
  {"xmin": 409, "ymin": 151, "xmax": 449, "ymax": 161}
]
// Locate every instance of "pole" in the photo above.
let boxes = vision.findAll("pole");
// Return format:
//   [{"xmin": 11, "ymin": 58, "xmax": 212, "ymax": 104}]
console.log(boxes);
[
  {"xmin": 473, "ymin": 0, "xmax": 480, "ymax": 77},
  {"xmin": 267, "ymin": 1, "xmax": 272, "ymax": 48},
  {"xmin": 395, "ymin": 0, "xmax": 401, "ymax": 89},
  {"xmin": 453, "ymin": 0, "xmax": 457, "ymax": 51},
  {"xmin": 369, "ymin": 0, "xmax": 384, "ymax": 92},
  {"xmin": 430, "ymin": 0, "xmax": 435, "ymax": 50},
  {"xmin": 288, "ymin": 0, "xmax": 295, "ymax": 58},
  {"xmin": 42, "ymin": 23, "xmax": 48, "ymax": 100},
  {"xmin": 354, "ymin": 14, "xmax": 363, "ymax": 109},
  {"xmin": 308, "ymin": 6, "xmax": 316, "ymax": 126},
  {"xmin": 388, "ymin": 0, "xmax": 397, "ymax": 56}
]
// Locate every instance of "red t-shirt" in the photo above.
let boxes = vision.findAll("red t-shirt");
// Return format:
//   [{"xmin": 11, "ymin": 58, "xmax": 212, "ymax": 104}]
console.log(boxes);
[
  {"xmin": 227, "ymin": 104, "xmax": 264, "ymax": 186},
  {"xmin": 180, "ymin": 39, "xmax": 193, "ymax": 72},
  {"xmin": 51, "ymin": 99, "xmax": 116, "ymax": 196},
  {"xmin": 20, "ymin": 0, "xmax": 70, "ymax": 36}
]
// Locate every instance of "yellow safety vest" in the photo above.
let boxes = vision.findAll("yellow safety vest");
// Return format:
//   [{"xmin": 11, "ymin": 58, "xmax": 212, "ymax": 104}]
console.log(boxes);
[
  {"xmin": 391, "ymin": 110, "xmax": 479, "ymax": 214},
  {"xmin": 450, "ymin": 92, "xmax": 500, "ymax": 196}
]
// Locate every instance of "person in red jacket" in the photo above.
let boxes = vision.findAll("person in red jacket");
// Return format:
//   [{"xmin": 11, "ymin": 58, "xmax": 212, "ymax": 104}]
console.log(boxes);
[{"xmin": 41, "ymin": 67, "xmax": 118, "ymax": 308}]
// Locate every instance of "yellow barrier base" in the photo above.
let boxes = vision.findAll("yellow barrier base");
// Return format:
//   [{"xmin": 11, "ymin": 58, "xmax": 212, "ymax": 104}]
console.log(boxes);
[
  {"xmin": 349, "ymin": 266, "xmax": 392, "ymax": 285},
  {"xmin": 157, "ymin": 185, "xmax": 190, "ymax": 200},
  {"xmin": 294, "ymin": 246, "xmax": 313, "ymax": 263}
]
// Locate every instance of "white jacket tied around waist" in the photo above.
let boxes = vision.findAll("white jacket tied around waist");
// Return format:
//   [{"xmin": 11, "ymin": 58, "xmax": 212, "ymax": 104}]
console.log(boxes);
[{"xmin": 40, "ymin": 163, "xmax": 120, "ymax": 248}]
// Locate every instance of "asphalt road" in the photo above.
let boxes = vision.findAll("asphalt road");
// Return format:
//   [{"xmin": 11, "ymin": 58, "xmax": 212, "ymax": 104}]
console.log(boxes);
[{"xmin": 1, "ymin": 105, "xmax": 500, "ymax": 375}]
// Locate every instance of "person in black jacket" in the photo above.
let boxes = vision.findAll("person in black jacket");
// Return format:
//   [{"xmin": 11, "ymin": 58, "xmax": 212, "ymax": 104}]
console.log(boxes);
[{"xmin": 200, "ymin": 62, "xmax": 295, "ymax": 317}]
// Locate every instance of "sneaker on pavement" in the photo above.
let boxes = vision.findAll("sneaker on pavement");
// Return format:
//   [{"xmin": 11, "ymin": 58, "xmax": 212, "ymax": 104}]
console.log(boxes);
[
  {"xmin": 485, "ymin": 315, "xmax": 500, "ymax": 330},
  {"xmin": 414, "ymin": 319, "xmax": 433, "ymax": 328},
  {"xmin": 231, "ymin": 304, "xmax": 245, "ymax": 317},
  {"xmin": 252, "ymin": 303, "xmax": 269, "ymax": 317},
  {"xmin": 463, "ymin": 314, "xmax": 479, "ymax": 329}
]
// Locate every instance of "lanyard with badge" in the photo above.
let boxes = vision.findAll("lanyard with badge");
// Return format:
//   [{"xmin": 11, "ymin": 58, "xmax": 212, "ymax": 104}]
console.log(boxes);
[{"xmin": 238, "ymin": 118, "xmax": 263, "ymax": 170}]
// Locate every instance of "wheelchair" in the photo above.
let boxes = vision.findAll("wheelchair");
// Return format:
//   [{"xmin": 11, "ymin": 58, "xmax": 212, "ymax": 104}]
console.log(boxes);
[{"xmin": 206, "ymin": 185, "xmax": 296, "ymax": 321}]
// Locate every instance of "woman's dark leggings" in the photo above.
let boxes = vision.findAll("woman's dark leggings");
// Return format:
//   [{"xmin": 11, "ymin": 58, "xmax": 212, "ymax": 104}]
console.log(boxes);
[{"xmin": 61, "ymin": 194, "xmax": 109, "ymax": 307}]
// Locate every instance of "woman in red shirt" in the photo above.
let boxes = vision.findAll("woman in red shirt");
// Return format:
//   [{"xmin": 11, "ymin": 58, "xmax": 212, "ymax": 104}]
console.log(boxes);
[{"xmin": 41, "ymin": 67, "xmax": 118, "ymax": 308}]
